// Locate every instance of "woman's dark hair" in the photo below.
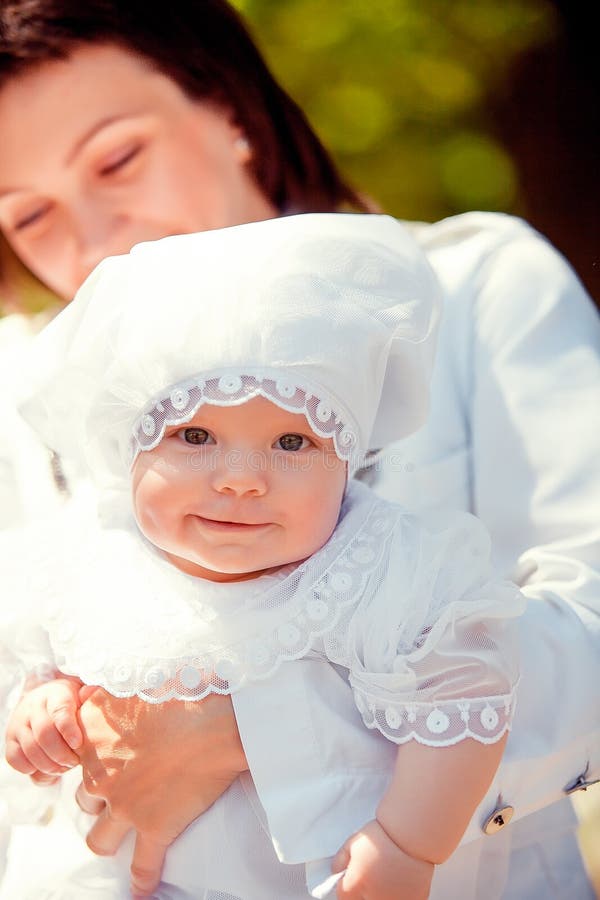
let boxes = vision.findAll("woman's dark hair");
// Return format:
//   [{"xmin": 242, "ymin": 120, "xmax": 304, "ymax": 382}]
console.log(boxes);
[{"xmin": 0, "ymin": 0, "xmax": 370, "ymax": 214}]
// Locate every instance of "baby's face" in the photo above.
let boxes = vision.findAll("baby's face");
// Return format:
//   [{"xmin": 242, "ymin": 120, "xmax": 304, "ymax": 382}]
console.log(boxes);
[{"xmin": 131, "ymin": 396, "xmax": 347, "ymax": 581}]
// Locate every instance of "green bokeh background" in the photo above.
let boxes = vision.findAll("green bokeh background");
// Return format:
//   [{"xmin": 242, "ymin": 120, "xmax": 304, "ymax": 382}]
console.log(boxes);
[
  {"xmin": 233, "ymin": 0, "xmax": 597, "ymax": 303},
  {"xmin": 234, "ymin": 0, "xmax": 555, "ymax": 220}
]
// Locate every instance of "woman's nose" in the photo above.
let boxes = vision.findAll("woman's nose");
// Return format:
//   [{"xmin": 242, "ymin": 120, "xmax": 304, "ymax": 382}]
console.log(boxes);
[
  {"xmin": 71, "ymin": 200, "xmax": 142, "ymax": 283},
  {"xmin": 72, "ymin": 210, "xmax": 123, "ymax": 282}
]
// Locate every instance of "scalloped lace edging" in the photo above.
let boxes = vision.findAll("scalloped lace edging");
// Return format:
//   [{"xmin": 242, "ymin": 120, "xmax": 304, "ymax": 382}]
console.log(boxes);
[
  {"xmin": 57, "ymin": 495, "xmax": 398, "ymax": 702},
  {"xmin": 354, "ymin": 689, "xmax": 517, "ymax": 746},
  {"xmin": 130, "ymin": 370, "xmax": 361, "ymax": 465}
]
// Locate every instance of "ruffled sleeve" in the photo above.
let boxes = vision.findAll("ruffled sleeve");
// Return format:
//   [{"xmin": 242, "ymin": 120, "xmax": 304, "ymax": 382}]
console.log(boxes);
[{"xmin": 332, "ymin": 510, "xmax": 526, "ymax": 746}]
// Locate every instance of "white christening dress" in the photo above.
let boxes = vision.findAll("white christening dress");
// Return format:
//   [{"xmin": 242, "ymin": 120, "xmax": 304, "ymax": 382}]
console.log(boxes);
[{"xmin": 1, "ymin": 479, "xmax": 524, "ymax": 899}]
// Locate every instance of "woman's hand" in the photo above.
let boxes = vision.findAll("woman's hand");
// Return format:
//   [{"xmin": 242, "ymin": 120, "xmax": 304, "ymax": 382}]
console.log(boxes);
[{"xmin": 75, "ymin": 687, "xmax": 248, "ymax": 897}]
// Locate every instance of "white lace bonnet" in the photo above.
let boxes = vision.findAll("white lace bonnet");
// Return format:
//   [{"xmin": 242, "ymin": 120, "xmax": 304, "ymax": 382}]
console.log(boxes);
[{"xmin": 19, "ymin": 213, "xmax": 441, "ymax": 489}]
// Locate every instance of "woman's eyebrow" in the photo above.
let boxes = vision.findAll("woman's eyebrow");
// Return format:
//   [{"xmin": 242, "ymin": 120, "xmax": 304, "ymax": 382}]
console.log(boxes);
[
  {"xmin": 0, "ymin": 114, "xmax": 139, "ymax": 197},
  {"xmin": 65, "ymin": 113, "xmax": 136, "ymax": 165}
]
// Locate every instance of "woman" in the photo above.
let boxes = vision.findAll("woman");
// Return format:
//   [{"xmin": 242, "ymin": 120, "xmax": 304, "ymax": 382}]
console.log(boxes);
[{"xmin": 0, "ymin": 2, "xmax": 598, "ymax": 898}]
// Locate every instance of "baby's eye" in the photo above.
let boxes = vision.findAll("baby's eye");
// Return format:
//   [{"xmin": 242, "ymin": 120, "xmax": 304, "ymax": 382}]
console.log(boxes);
[
  {"xmin": 276, "ymin": 433, "xmax": 310, "ymax": 452},
  {"xmin": 176, "ymin": 427, "xmax": 214, "ymax": 445}
]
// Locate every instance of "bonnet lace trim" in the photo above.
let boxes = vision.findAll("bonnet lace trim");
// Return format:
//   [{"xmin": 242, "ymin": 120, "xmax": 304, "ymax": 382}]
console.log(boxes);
[{"xmin": 130, "ymin": 371, "xmax": 360, "ymax": 465}]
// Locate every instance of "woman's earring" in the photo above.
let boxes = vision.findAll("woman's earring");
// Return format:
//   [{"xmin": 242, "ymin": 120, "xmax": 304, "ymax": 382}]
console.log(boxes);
[{"xmin": 234, "ymin": 135, "xmax": 252, "ymax": 160}]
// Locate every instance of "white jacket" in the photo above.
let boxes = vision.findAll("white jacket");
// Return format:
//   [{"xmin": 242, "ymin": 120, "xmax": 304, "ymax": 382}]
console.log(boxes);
[
  {"xmin": 1, "ymin": 212, "xmax": 599, "ymax": 898},
  {"xmin": 233, "ymin": 212, "xmax": 600, "ymax": 898}
]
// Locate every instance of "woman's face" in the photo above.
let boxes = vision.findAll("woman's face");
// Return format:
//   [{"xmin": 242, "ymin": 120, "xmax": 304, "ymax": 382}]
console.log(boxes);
[{"xmin": 0, "ymin": 44, "xmax": 277, "ymax": 300}]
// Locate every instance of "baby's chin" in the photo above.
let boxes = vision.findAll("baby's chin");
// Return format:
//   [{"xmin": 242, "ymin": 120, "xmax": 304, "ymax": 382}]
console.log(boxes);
[{"xmin": 159, "ymin": 548, "xmax": 291, "ymax": 582}]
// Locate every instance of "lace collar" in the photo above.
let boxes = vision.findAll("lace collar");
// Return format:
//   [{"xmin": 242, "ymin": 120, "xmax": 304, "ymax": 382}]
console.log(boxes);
[{"xmin": 41, "ymin": 480, "xmax": 400, "ymax": 701}]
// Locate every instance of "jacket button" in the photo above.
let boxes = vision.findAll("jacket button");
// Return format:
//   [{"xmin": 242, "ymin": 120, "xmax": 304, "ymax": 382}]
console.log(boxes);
[
  {"xmin": 483, "ymin": 804, "xmax": 514, "ymax": 835},
  {"xmin": 564, "ymin": 769, "xmax": 600, "ymax": 795}
]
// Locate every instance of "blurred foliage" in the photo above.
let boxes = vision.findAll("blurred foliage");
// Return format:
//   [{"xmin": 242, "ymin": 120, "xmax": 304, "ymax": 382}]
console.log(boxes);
[
  {"xmin": 0, "ymin": 239, "xmax": 57, "ymax": 316},
  {"xmin": 233, "ymin": 0, "xmax": 557, "ymax": 220}
]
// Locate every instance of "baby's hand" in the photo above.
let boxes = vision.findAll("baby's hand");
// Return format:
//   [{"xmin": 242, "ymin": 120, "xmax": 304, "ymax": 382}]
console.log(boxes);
[
  {"xmin": 332, "ymin": 819, "xmax": 434, "ymax": 900},
  {"xmin": 5, "ymin": 676, "xmax": 84, "ymax": 783}
]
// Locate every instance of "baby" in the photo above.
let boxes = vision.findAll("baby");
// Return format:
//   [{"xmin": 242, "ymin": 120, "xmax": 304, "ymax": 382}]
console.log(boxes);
[{"xmin": 3, "ymin": 214, "xmax": 524, "ymax": 899}]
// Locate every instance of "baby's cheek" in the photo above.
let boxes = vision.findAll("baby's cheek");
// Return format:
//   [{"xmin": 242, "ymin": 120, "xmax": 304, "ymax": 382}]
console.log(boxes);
[
  {"xmin": 293, "ymin": 507, "xmax": 339, "ymax": 559},
  {"xmin": 132, "ymin": 472, "xmax": 168, "ymax": 531}
]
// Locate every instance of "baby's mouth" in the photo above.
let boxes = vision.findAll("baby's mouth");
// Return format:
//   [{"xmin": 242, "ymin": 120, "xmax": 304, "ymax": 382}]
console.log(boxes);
[{"xmin": 194, "ymin": 515, "xmax": 270, "ymax": 531}]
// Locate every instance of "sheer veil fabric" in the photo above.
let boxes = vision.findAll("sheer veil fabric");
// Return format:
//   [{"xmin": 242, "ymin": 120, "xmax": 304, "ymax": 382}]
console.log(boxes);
[
  {"xmin": 6, "ymin": 213, "xmax": 523, "ymax": 749},
  {"xmin": 0, "ymin": 213, "xmax": 526, "ymax": 898},
  {"xmin": 16, "ymin": 214, "xmax": 441, "ymax": 499}
]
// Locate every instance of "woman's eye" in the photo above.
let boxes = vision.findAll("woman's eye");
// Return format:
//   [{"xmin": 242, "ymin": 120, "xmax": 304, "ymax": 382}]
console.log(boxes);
[
  {"xmin": 177, "ymin": 427, "xmax": 213, "ymax": 445},
  {"xmin": 13, "ymin": 205, "xmax": 50, "ymax": 231},
  {"xmin": 277, "ymin": 433, "xmax": 309, "ymax": 452},
  {"xmin": 98, "ymin": 144, "xmax": 142, "ymax": 177}
]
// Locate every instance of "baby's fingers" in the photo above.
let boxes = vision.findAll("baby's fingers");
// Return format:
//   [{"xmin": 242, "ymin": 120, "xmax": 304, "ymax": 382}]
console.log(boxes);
[
  {"xmin": 45, "ymin": 679, "xmax": 84, "ymax": 750},
  {"xmin": 5, "ymin": 737, "xmax": 36, "ymax": 775},
  {"xmin": 332, "ymin": 843, "xmax": 351, "ymax": 874},
  {"xmin": 332, "ymin": 841, "xmax": 363, "ymax": 899},
  {"xmin": 6, "ymin": 727, "xmax": 67, "ymax": 776},
  {"xmin": 30, "ymin": 706, "xmax": 79, "ymax": 769},
  {"xmin": 4, "ymin": 741, "xmax": 58, "ymax": 786},
  {"xmin": 30, "ymin": 771, "xmax": 61, "ymax": 786}
]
